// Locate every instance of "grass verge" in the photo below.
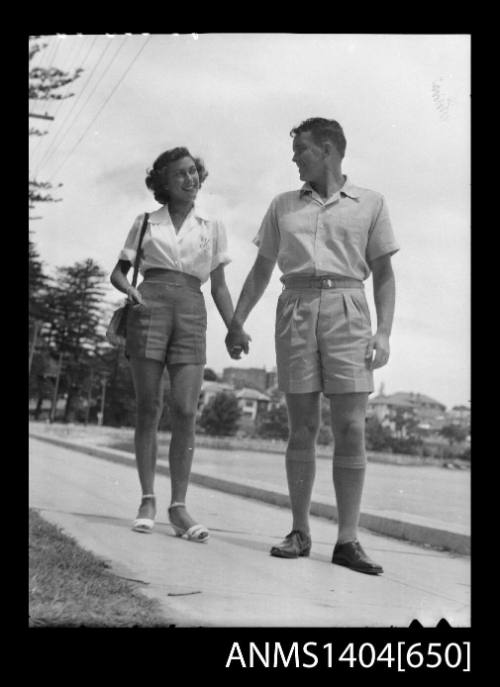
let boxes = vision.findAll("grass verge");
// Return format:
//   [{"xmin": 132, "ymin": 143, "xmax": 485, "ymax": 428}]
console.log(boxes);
[{"xmin": 29, "ymin": 508, "xmax": 168, "ymax": 627}]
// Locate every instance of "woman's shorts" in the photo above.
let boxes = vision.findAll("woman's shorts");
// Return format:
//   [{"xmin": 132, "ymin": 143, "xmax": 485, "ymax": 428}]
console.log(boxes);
[
  {"xmin": 125, "ymin": 269, "xmax": 207, "ymax": 365},
  {"xmin": 275, "ymin": 286, "xmax": 374, "ymax": 394}
]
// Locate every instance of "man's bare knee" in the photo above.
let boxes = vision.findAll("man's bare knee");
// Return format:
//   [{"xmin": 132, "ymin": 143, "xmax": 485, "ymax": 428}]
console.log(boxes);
[
  {"xmin": 289, "ymin": 421, "xmax": 320, "ymax": 448},
  {"xmin": 333, "ymin": 419, "xmax": 365, "ymax": 455}
]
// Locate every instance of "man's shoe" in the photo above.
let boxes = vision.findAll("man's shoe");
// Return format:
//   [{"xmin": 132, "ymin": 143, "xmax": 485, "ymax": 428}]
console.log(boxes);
[
  {"xmin": 331, "ymin": 540, "xmax": 383, "ymax": 575},
  {"xmin": 270, "ymin": 530, "xmax": 311, "ymax": 558}
]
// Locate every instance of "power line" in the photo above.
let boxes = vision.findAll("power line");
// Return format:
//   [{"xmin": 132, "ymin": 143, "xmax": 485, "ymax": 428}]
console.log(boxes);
[
  {"xmin": 50, "ymin": 35, "xmax": 89, "ymax": 117},
  {"xmin": 29, "ymin": 113, "xmax": 54, "ymax": 120},
  {"xmin": 30, "ymin": 35, "xmax": 101, "ymax": 171},
  {"xmin": 29, "ymin": 36, "xmax": 58, "ymax": 116},
  {"xmin": 29, "ymin": 36, "xmax": 49, "ymax": 70},
  {"xmin": 32, "ymin": 36, "xmax": 111, "ymax": 177},
  {"xmin": 50, "ymin": 35, "xmax": 152, "ymax": 182},
  {"xmin": 29, "ymin": 35, "xmax": 94, "ymax": 165},
  {"xmin": 39, "ymin": 36, "xmax": 128, "ymax": 179},
  {"xmin": 32, "ymin": 36, "xmax": 108, "ymax": 175},
  {"xmin": 32, "ymin": 35, "xmax": 56, "ymax": 70},
  {"xmin": 34, "ymin": 36, "xmax": 63, "ymax": 117}
]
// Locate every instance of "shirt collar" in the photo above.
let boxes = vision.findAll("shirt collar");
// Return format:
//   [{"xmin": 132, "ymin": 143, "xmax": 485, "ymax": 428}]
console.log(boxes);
[
  {"xmin": 148, "ymin": 202, "xmax": 211, "ymax": 224},
  {"xmin": 299, "ymin": 176, "xmax": 360, "ymax": 200}
]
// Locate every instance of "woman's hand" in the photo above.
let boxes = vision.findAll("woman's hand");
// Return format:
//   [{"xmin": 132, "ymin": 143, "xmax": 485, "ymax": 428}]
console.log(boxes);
[
  {"xmin": 126, "ymin": 286, "xmax": 144, "ymax": 306},
  {"xmin": 225, "ymin": 325, "xmax": 251, "ymax": 359}
]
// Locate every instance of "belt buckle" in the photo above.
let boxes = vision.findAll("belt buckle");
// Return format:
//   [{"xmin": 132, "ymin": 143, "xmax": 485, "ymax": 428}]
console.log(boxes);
[{"xmin": 322, "ymin": 278, "xmax": 334, "ymax": 289}]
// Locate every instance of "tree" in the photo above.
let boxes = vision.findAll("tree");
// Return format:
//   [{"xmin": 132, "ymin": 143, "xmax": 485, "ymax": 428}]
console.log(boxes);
[
  {"xmin": 203, "ymin": 368, "xmax": 218, "ymax": 381},
  {"xmin": 317, "ymin": 425, "xmax": 333, "ymax": 446},
  {"xmin": 365, "ymin": 416, "xmax": 392, "ymax": 452},
  {"xmin": 29, "ymin": 231, "xmax": 54, "ymax": 376},
  {"xmin": 256, "ymin": 405, "xmax": 289, "ymax": 440},
  {"xmin": 388, "ymin": 435, "xmax": 423, "ymax": 456},
  {"xmin": 29, "ymin": 36, "xmax": 83, "ymax": 214},
  {"xmin": 29, "ymin": 349, "xmax": 58, "ymax": 420},
  {"xmin": 439, "ymin": 424, "xmax": 469, "ymax": 446},
  {"xmin": 199, "ymin": 392, "xmax": 241, "ymax": 436},
  {"xmin": 29, "ymin": 231, "xmax": 48, "ymax": 302},
  {"xmin": 96, "ymin": 347, "xmax": 136, "ymax": 427},
  {"xmin": 392, "ymin": 406, "xmax": 419, "ymax": 438},
  {"xmin": 41, "ymin": 259, "xmax": 109, "ymax": 421}
]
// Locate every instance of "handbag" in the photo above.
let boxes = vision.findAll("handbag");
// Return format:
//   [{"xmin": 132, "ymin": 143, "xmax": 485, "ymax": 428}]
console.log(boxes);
[{"xmin": 106, "ymin": 213, "xmax": 149, "ymax": 347}]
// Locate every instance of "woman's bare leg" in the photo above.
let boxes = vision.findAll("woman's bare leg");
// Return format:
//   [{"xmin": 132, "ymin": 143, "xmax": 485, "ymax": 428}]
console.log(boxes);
[
  {"xmin": 129, "ymin": 357, "xmax": 165, "ymax": 520},
  {"xmin": 166, "ymin": 363, "xmax": 204, "ymax": 531}
]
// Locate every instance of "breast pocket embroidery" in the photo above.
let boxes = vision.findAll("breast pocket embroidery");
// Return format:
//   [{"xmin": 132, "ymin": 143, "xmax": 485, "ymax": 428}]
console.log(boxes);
[{"xmin": 199, "ymin": 234, "xmax": 211, "ymax": 251}]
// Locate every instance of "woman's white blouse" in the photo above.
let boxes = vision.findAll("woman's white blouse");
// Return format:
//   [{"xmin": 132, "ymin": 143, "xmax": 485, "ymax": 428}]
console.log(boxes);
[{"xmin": 118, "ymin": 204, "xmax": 231, "ymax": 284}]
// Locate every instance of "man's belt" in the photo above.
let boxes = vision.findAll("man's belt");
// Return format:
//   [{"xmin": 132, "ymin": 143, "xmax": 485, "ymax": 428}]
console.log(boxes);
[{"xmin": 281, "ymin": 275, "xmax": 363, "ymax": 290}]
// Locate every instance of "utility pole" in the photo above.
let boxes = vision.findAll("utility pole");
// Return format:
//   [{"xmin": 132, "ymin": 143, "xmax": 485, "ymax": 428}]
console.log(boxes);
[
  {"xmin": 50, "ymin": 351, "xmax": 63, "ymax": 423},
  {"xmin": 29, "ymin": 320, "xmax": 42, "ymax": 375},
  {"xmin": 84, "ymin": 365, "xmax": 94, "ymax": 426},
  {"xmin": 29, "ymin": 112, "xmax": 54, "ymax": 120},
  {"xmin": 99, "ymin": 376, "xmax": 108, "ymax": 426}
]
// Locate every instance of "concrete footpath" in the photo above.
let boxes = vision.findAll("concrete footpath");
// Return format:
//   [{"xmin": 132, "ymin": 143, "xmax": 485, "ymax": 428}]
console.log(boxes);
[
  {"xmin": 29, "ymin": 433, "xmax": 470, "ymax": 628},
  {"xmin": 30, "ymin": 427, "xmax": 470, "ymax": 555}
]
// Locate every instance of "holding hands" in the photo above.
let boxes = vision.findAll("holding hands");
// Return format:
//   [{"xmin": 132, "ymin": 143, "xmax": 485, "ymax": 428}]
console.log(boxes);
[{"xmin": 225, "ymin": 322, "xmax": 252, "ymax": 360}]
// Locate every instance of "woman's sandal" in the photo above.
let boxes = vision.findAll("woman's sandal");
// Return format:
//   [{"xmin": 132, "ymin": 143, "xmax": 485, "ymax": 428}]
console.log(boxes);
[
  {"xmin": 132, "ymin": 494, "xmax": 156, "ymax": 533},
  {"xmin": 168, "ymin": 502, "xmax": 209, "ymax": 542}
]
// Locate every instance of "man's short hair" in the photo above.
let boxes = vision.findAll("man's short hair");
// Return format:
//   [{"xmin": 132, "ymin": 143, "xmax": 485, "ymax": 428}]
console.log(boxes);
[{"xmin": 290, "ymin": 117, "xmax": 347, "ymax": 158}]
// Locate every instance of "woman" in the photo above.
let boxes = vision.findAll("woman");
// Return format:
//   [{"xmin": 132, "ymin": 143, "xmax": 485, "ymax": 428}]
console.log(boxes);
[{"xmin": 110, "ymin": 146, "xmax": 250, "ymax": 541}]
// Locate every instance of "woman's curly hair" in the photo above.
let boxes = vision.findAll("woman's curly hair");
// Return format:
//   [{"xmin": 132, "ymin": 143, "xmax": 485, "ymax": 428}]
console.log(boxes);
[{"xmin": 145, "ymin": 147, "xmax": 209, "ymax": 205}]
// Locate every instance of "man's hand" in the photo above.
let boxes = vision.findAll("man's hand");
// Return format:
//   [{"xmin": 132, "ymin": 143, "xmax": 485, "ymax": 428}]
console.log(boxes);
[
  {"xmin": 365, "ymin": 331, "xmax": 390, "ymax": 370},
  {"xmin": 225, "ymin": 324, "xmax": 251, "ymax": 359}
]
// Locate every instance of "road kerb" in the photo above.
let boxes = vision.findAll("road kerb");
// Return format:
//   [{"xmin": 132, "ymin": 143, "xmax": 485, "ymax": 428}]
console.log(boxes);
[{"xmin": 29, "ymin": 432, "xmax": 470, "ymax": 555}]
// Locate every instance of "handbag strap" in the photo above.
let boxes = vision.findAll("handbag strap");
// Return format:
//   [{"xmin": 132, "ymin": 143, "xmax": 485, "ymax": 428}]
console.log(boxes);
[{"xmin": 131, "ymin": 213, "xmax": 149, "ymax": 288}]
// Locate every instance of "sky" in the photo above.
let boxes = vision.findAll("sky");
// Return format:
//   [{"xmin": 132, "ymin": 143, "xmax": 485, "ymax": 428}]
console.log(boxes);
[{"xmin": 29, "ymin": 33, "xmax": 470, "ymax": 410}]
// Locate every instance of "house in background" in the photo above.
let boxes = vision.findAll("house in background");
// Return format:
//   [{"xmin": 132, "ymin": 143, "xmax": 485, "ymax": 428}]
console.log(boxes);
[
  {"xmin": 28, "ymin": 397, "xmax": 66, "ymax": 422},
  {"xmin": 197, "ymin": 379, "xmax": 272, "ymax": 431},
  {"xmin": 197, "ymin": 380, "xmax": 234, "ymax": 415},
  {"xmin": 222, "ymin": 366, "xmax": 276, "ymax": 392},
  {"xmin": 448, "ymin": 404, "xmax": 471, "ymax": 429},
  {"xmin": 368, "ymin": 390, "xmax": 447, "ymax": 437},
  {"xmin": 235, "ymin": 387, "xmax": 272, "ymax": 429}
]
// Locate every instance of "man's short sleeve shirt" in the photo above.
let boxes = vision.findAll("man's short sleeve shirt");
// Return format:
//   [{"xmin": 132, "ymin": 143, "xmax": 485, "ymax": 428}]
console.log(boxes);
[{"xmin": 253, "ymin": 178, "xmax": 399, "ymax": 280}]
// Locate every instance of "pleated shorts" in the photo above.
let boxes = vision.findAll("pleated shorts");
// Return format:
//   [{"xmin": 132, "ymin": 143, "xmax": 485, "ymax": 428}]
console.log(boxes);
[{"xmin": 275, "ymin": 286, "xmax": 374, "ymax": 394}]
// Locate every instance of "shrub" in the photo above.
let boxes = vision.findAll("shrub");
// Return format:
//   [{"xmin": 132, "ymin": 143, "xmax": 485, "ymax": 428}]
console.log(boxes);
[
  {"xmin": 198, "ymin": 392, "xmax": 241, "ymax": 436},
  {"xmin": 317, "ymin": 425, "xmax": 333, "ymax": 446},
  {"xmin": 256, "ymin": 405, "xmax": 289, "ymax": 441}
]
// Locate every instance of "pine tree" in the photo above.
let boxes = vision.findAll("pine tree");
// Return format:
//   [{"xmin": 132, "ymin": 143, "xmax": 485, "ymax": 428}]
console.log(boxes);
[
  {"xmin": 29, "ymin": 35, "xmax": 83, "ymax": 213},
  {"xmin": 43, "ymin": 259, "xmax": 109, "ymax": 421}
]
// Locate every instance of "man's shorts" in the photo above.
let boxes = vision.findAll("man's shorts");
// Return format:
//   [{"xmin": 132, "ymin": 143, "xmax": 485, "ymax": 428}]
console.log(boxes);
[
  {"xmin": 126, "ymin": 269, "xmax": 207, "ymax": 365},
  {"xmin": 275, "ymin": 282, "xmax": 374, "ymax": 394}
]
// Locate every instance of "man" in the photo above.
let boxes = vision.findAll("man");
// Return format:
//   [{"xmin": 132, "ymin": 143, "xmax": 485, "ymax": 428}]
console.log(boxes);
[{"xmin": 226, "ymin": 117, "xmax": 399, "ymax": 574}]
